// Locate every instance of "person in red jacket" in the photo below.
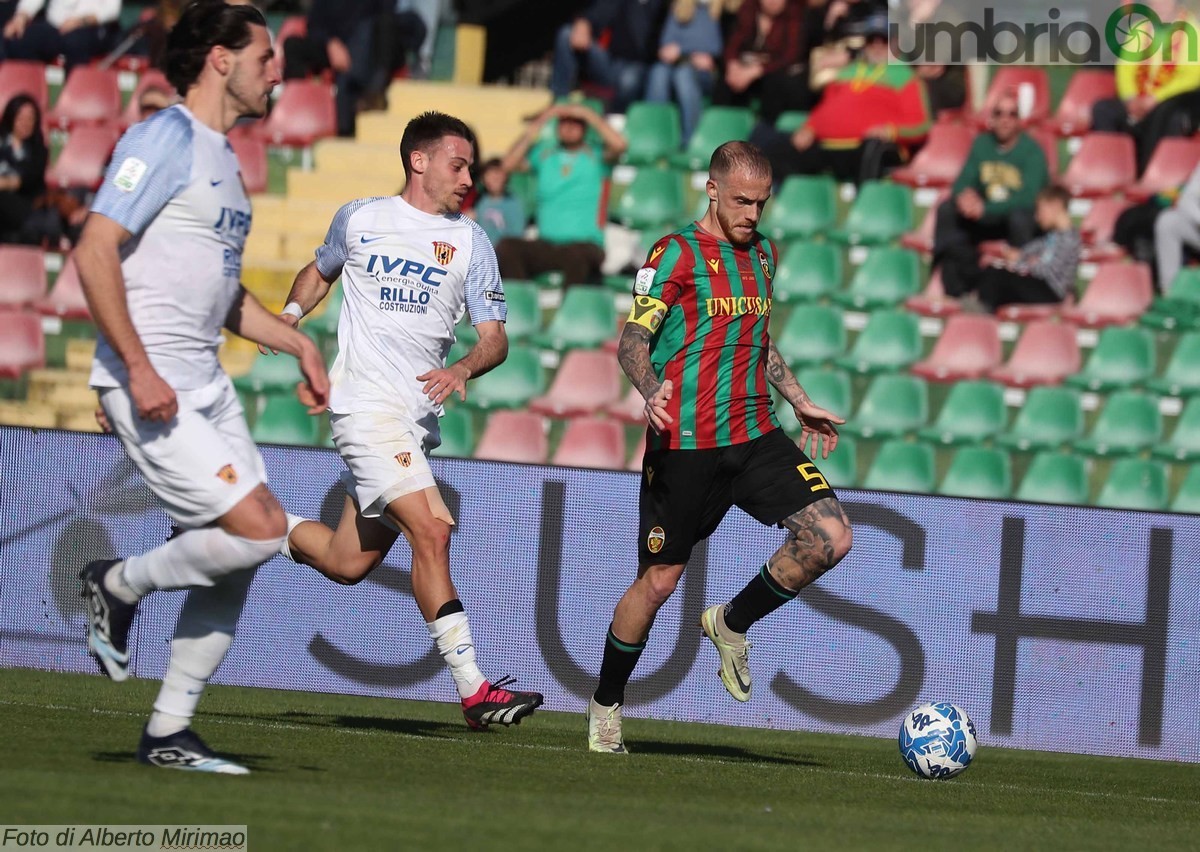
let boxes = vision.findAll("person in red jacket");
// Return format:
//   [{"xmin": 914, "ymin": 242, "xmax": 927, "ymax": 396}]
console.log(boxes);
[{"xmin": 712, "ymin": 0, "xmax": 813, "ymax": 123}]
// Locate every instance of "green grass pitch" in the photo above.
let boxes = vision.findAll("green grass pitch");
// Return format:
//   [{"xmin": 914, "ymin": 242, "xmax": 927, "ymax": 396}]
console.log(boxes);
[{"xmin": 1, "ymin": 668, "xmax": 1197, "ymax": 851}]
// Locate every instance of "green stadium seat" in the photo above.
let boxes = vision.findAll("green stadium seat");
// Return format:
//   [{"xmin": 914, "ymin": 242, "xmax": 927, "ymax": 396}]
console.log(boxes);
[
  {"xmin": 622, "ymin": 101, "xmax": 682, "ymax": 166},
  {"xmin": 432, "ymin": 405, "xmax": 475, "ymax": 457},
  {"xmin": 233, "ymin": 352, "xmax": 302, "ymax": 395},
  {"xmin": 250, "ymin": 393, "xmax": 321, "ymax": 446},
  {"xmin": 1146, "ymin": 331, "xmax": 1200, "ymax": 397},
  {"xmin": 670, "ymin": 106, "xmax": 755, "ymax": 170},
  {"xmin": 531, "ymin": 288, "xmax": 615, "ymax": 351},
  {"xmin": 1016, "ymin": 451, "xmax": 1090, "ymax": 505},
  {"xmin": 918, "ymin": 379, "xmax": 1008, "ymax": 445},
  {"xmin": 1140, "ymin": 267, "xmax": 1200, "ymax": 331},
  {"xmin": 775, "ymin": 304, "xmax": 846, "ymax": 366},
  {"xmin": 1095, "ymin": 458, "xmax": 1169, "ymax": 510},
  {"xmin": 818, "ymin": 433, "xmax": 857, "ymax": 487},
  {"xmin": 303, "ymin": 283, "xmax": 343, "ymax": 338},
  {"xmin": 996, "ymin": 385, "xmax": 1085, "ymax": 452},
  {"xmin": 772, "ymin": 240, "xmax": 842, "ymax": 303},
  {"xmin": 841, "ymin": 373, "xmax": 929, "ymax": 439},
  {"xmin": 759, "ymin": 175, "xmax": 838, "ymax": 241},
  {"xmin": 501, "ymin": 280, "xmax": 541, "ymax": 343},
  {"xmin": 938, "ymin": 446, "xmax": 1013, "ymax": 499},
  {"xmin": 835, "ymin": 309, "xmax": 922, "ymax": 374},
  {"xmin": 832, "ymin": 247, "xmax": 922, "ymax": 310},
  {"xmin": 862, "ymin": 439, "xmax": 936, "ymax": 493},
  {"xmin": 1152, "ymin": 396, "xmax": 1200, "ymax": 462},
  {"xmin": 1170, "ymin": 464, "xmax": 1200, "ymax": 512},
  {"xmin": 614, "ymin": 167, "xmax": 686, "ymax": 231},
  {"xmin": 774, "ymin": 110, "xmax": 809, "ymax": 133},
  {"xmin": 1075, "ymin": 390, "xmax": 1163, "ymax": 456},
  {"xmin": 796, "ymin": 366, "xmax": 852, "ymax": 416},
  {"xmin": 829, "ymin": 181, "xmax": 914, "ymax": 246},
  {"xmin": 461, "ymin": 345, "xmax": 545, "ymax": 411},
  {"xmin": 1063, "ymin": 326, "xmax": 1155, "ymax": 392}
]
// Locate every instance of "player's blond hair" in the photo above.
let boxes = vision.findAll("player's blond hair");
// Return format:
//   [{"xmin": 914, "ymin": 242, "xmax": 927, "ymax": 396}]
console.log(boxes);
[{"xmin": 709, "ymin": 140, "xmax": 771, "ymax": 183}]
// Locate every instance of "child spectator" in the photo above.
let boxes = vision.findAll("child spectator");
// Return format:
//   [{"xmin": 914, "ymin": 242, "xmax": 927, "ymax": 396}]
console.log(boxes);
[{"xmin": 471, "ymin": 158, "xmax": 526, "ymax": 246}]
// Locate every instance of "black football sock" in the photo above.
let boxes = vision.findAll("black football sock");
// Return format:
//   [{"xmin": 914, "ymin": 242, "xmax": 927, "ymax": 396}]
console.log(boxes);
[
  {"xmin": 593, "ymin": 625, "xmax": 645, "ymax": 707},
  {"xmin": 722, "ymin": 563, "xmax": 798, "ymax": 634}
]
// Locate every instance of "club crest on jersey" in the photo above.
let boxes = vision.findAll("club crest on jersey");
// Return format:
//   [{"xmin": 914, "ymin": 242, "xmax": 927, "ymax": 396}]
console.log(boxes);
[
  {"xmin": 647, "ymin": 526, "xmax": 666, "ymax": 554},
  {"xmin": 432, "ymin": 241, "xmax": 457, "ymax": 266},
  {"xmin": 396, "ymin": 452, "xmax": 413, "ymax": 468},
  {"xmin": 757, "ymin": 249, "xmax": 772, "ymax": 279},
  {"xmin": 215, "ymin": 464, "xmax": 238, "ymax": 484}
]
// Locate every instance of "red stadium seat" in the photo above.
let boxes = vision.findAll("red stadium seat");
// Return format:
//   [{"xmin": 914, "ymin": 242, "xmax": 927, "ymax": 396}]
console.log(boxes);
[
  {"xmin": 1028, "ymin": 125, "xmax": 1059, "ymax": 176},
  {"xmin": 1061, "ymin": 132, "xmax": 1137, "ymax": 197},
  {"xmin": 899, "ymin": 191, "xmax": 947, "ymax": 254},
  {"xmin": 891, "ymin": 124, "xmax": 975, "ymax": 188},
  {"xmin": 910, "ymin": 313, "xmax": 1002, "ymax": 382},
  {"xmin": 0, "ymin": 245, "xmax": 47, "ymax": 309},
  {"xmin": 1060, "ymin": 261, "xmax": 1153, "ymax": 328},
  {"xmin": 987, "ymin": 320, "xmax": 1081, "ymax": 388},
  {"xmin": 975, "ymin": 68, "xmax": 1051, "ymax": 128},
  {"xmin": 47, "ymin": 66, "xmax": 121, "ymax": 130},
  {"xmin": 1046, "ymin": 70, "xmax": 1116, "ymax": 137},
  {"xmin": 904, "ymin": 266, "xmax": 961, "ymax": 318},
  {"xmin": 45, "ymin": 122, "xmax": 120, "ymax": 190},
  {"xmin": 34, "ymin": 254, "xmax": 91, "ymax": 320},
  {"xmin": 606, "ymin": 385, "xmax": 645, "ymax": 425},
  {"xmin": 0, "ymin": 309, "xmax": 46, "ymax": 379},
  {"xmin": 473, "ymin": 410, "xmax": 548, "ymax": 464},
  {"xmin": 528, "ymin": 349, "xmax": 622, "ymax": 418},
  {"xmin": 262, "ymin": 80, "xmax": 336, "ymax": 147},
  {"xmin": 119, "ymin": 68, "xmax": 174, "ymax": 129},
  {"xmin": 995, "ymin": 294, "xmax": 1073, "ymax": 322},
  {"xmin": 229, "ymin": 126, "xmax": 268, "ymax": 194},
  {"xmin": 1126, "ymin": 137, "xmax": 1200, "ymax": 202},
  {"xmin": 1079, "ymin": 197, "xmax": 1130, "ymax": 263},
  {"xmin": 0, "ymin": 60, "xmax": 49, "ymax": 114},
  {"xmin": 551, "ymin": 416, "xmax": 627, "ymax": 470}
]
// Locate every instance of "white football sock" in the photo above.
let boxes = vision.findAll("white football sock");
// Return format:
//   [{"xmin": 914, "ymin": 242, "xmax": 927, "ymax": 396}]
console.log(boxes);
[
  {"xmin": 427, "ymin": 612, "xmax": 486, "ymax": 699},
  {"xmin": 103, "ymin": 561, "xmax": 140, "ymax": 605},
  {"xmin": 122, "ymin": 528, "xmax": 282, "ymax": 597},
  {"xmin": 278, "ymin": 513, "xmax": 307, "ymax": 561}
]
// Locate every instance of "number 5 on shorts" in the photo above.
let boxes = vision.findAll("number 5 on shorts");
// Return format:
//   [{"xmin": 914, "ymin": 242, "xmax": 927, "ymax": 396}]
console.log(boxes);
[{"xmin": 797, "ymin": 463, "xmax": 830, "ymax": 492}]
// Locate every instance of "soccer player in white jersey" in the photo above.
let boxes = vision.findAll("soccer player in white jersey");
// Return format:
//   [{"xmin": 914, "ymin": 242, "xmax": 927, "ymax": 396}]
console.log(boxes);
[
  {"xmin": 75, "ymin": 0, "xmax": 330, "ymax": 774},
  {"xmin": 270, "ymin": 111, "xmax": 543, "ymax": 730}
]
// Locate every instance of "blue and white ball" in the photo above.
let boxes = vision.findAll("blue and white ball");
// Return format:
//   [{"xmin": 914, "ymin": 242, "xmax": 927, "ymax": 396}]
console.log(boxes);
[{"xmin": 898, "ymin": 702, "xmax": 978, "ymax": 779}]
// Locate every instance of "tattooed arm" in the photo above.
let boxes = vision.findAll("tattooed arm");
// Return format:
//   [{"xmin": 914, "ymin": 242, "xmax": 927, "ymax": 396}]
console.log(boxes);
[
  {"xmin": 617, "ymin": 320, "xmax": 674, "ymax": 433},
  {"xmin": 765, "ymin": 340, "xmax": 812, "ymax": 409},
  {"xmin": 765, "ymin": 339, "xmax": 844, "ymax": 458}
]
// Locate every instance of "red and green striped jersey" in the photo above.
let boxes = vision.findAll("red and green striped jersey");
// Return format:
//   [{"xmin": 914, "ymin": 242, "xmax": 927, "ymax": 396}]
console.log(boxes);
[{"xmin": 637, "ymin": 222, "xmax": 779, "ymax": 450}]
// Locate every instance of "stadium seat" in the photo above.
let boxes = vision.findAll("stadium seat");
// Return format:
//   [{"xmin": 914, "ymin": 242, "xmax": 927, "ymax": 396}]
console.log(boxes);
[
  {"xmin": 531, "ymin": 287, "xmax": 615, "ymax": 351},
  {"xmin": 0, "ymin": 310, "xmax": 45, "ymax": 379},
  {"xmin": 1127, "ymin": 138, "xmax": 1200, "ymax": 202},
  {"xmin": 33, "ymin": 254, "xmax": 90, "ymax": 320},
  {"xmin": 1095, "ymin": 458, "xmax": 1169, "ymax": 511},
  {"xmin": 0, "ymin": 245, "xmax": 46, "ymax": 309},
  {"xmin": 987, "ymin": 320, "xmax": 1081, "ymax": 388},
  {"xmin": 1146, "ymin": 331, "xmax": 1200, "ymax": 397},
  {"xmin": 840, "ymin": 373, "xmax": 929, "ymax": 439},
  {"xmin": 1061, "ymin": 133, "xmax": 1137, "ymax": 197},
  {"xmin": 1152, "ymin": 397, "xmax": 1200, "ymax": 462},
  {"xmin": 614, "ymin": 167, "xmax": 686, "ymax": 231},
  {"xmin": 432, "ymin": 405, "xmax": 475, "ymax": 457},
  {"xmin": 910, "ymin": 313, "xmax": 1002, "ymax": 382},
  {"xmin": 251, "ymin": 393, "xmax": 321, "ymax": 446},
  {"xmin": 996, "ymin": 385, "xmax": 1084, "ymax": 452},
  {"xmin": 817, "ymin": 433, "xmax": 857, "ymax": 487},
  {"xmin": 829, "ymin": 181, "xmax": 913, "ymax": 246},
  {"xmin": 1060, "ymin": 262, "xmax": 1153, "ymax": 328},
  {"xmin": 262, "ymin": 80, "xmax": 337, "ymax": 147},
  {"xmin": 47, "ymin": 66, "xmax": 120, "ymax": 129},
  {"xmin": 606, "ymin": 385, "xmax": 645, "ymax": 424},
  {"xmin": 551, "ymin": 415, "xmax": 627, "ymax": 469},
  {"xmin": 759, "ymin": 175, "xmax": 838, "ymax": 241},
  {"xmin": 832, "ymin": 247, "xmax": 921, "ymax": 310},
  {"xmin": 473, "ymin": 409, "xmax": 548, "ymax": 464},
  {"xmin": 1075, "ymin": 390, "xmax": 1163, "ymax": 456},
  {"xmin": 229, "ymin": 127, "xmax": 268, "ymax": 195},
  {"xmin": 938, "ymin": 446, "xmax": 1013, "ymax": 499},
  {"xmin": 976, "ymin": 67, "xmax": 1051, "ymax": 127},
  {"xmin": 1064, "ymin": 325, "xmax": 1155, "ymax": 393},
  {"xmin": 0, "ymin": 60, "xmax": 48, "ymax": 114},
  {"xmin": 499, "ymin": 280, "xmax": 540, "ymax": 343},
  {"xmin": 669, "ymin": 106, "xmax": 755, "ymax": 170},
  {"xmin": 795, "ymin": 366, "xmax": 851, "ymax": 416},
  {"xmin": 621, "ymin": 101, "xmax": 682, "ymax": 166},
  {"xmin": 528, "ymin": 349, "xmax": 621, "ymax": 417},
  {"xmin": 233, "ymin": 352, "xmax": 303, "ymax": 395},
  {"xmin": 835, "ymin": 309, "xmax": 922, "ymax": 374},
  {"xmin": 1029, "ymin": 125, "xmax": 1060, "ymax": 176},
  {"xmin": 462, "ymin": 345, "xmax": 545, "ymax": 410},
  {"xmin": 862, "ymin": 439, "xmax": 936, "ymax": 493},
  {"xmin": 45, "ymin": 122, "xmax": 120, "ymax": 190},
  {"xmin": 904, "ymin": 266, "xmax": 962, "ymax": 319},
  {"xmin": 774, "ymin": 110, "xmax": 809, "ymax": 133},
  {"xmin": 918, "ymin": 379, "xmax": 1007, "ymax": 445},
  {"xmin": 1046, "ymin": 69, "xmax": 1115, "ymax": 137},
  {"xmin": 772, "ymin": 240, "xmax": 842, "ymax": 303},
  {"xmin": 1141, "ymin": 267, "xmax": 1200, "ymax": 331},
  {"xmin": 1079, "ymin": 197, "xmax": 1131, "ymax": 263},
  {"xmin": 891, "ymin": 123, "xmax": 975, "ymax": 188},
  {"xmin": 1170, "ymin": 464, "xmax": 1200, "ymax": 513},
  {"xmin": 1015, "ymin": 452, "xmax": 1090, "ymax": 505},
  {"xmin": 302, "ymin": 283, "xmax": 343, "ymax": 338},
  {"xmin": 776, "ymin": 304, "xmax": 846, "ymax": 366},
  {"xmin": 119, "ymin": 68, "xmax": 173, "ymax": 129},
  {"xmin": 899, "ymin": 191, "xmax": 947, "ymax": 255}
]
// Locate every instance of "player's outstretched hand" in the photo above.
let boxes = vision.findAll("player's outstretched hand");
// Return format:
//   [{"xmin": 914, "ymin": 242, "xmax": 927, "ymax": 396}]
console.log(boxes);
[
  {"xmin": 795, "ymin": 399, "xmax": 845, "ymax": 459},
  {"xmin": 129, "ymin": 364, "xmax": 178, "ymax": 423},
  {"xmin": 296, "ymin": 344, "xmax": 330, "ymax": 415},
  {"xmin": 258, "ymin": 312, "xmax": 300, "ymax": 355},
  {"xmin": 645, "ymin": 379, "xmax": 674, "ymax": 434},
  {"xmin": 417, "ymin": 363, "xmax": 470, "ymax": 404}
]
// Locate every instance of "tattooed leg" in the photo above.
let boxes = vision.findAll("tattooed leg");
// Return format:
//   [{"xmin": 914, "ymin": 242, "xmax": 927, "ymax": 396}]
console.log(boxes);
[{"xmin": 769, "ymin": 497, "xmax": 852, "ymax": 592}]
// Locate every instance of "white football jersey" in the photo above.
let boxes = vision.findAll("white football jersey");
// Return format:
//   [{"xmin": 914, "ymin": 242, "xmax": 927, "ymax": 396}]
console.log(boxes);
[
  {"xmin": 315, "ymin": 195, "xmax": 506, "ymax": 447},
  {"xmin": 89, "ymin": 105, "xmax": 250, "ymax": 391}
]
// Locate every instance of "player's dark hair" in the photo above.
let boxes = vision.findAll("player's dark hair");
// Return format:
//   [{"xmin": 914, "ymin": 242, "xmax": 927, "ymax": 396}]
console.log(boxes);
[
  {"xmin": 164, "ymin": 0, "xmax": 267, "ymax": 96},
  {"xmin": 1037, "ymin": 184, "xmax": 1071, "ymax": 208},
  {"xmin": 400, "ymin": 111, "xmax": 476, "ymax": 179},
  {"xmin": 709, "ymin": 140, "xmax": 771, "ymax": 183}
]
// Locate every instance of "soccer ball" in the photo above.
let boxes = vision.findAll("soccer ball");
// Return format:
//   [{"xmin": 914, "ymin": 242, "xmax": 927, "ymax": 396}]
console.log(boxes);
[{"xmin": 898, "ymin": 702, "xmax": 978, "ymax": 779}]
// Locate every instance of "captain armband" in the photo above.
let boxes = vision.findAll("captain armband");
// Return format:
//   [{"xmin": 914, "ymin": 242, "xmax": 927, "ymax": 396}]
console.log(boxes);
[{"xmin": 626, "ymin": 295, "xmax": 668, "ymax": 333}]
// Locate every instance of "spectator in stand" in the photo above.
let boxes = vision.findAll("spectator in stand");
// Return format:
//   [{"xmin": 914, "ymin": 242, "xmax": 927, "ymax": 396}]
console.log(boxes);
[
  {"xmin": 974, "ymin": 185, "xmax": 1080, "ymax": 313},
  {"xmin": 551, "ymin": 0, "xmax": 669, "ymax": 114},
  {"xmin": 395, "ymin": 0, "xmax": 439, "ymax": 79},
  {"xmin": 360, "ymin": 5, "xmax": 426, "ymax": 111},
  {"xmin": 0, "ymin": 93, "xmax": 47, "ymax": 244},
  {"xmin": 470, "ymin": 158, "xmax": 526, "ymax": 246},
  {"xmin": 751, "ymin": 13, "xmax": 930, "ymax": 185},
  {"xmin": 497, "ymin": 101, "xmax": 627, "ymax": 286},
  {"xmin": 713, "ymin": 0, "xmax": 811, "ymax": 124},
  {"xmin": 2, "ymin": 0, "xmax": 121, "ymax": 70},
  {"xmin": 933, "ymin": 90, "xmax": 1048, "ymax": 300},
  {"xmin": 1154, "ymin": 163, "xmax": 1200, "ymax": 294},
  {"xmin": 645, "ymin": 0, "xmax": 722, "ymax": 142}
]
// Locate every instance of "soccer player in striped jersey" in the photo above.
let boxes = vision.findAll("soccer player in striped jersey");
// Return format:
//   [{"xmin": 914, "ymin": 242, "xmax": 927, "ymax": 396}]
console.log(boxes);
[{"xmin": 587, "ymin": 141, "xmax": 853, "ymax": 753}]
